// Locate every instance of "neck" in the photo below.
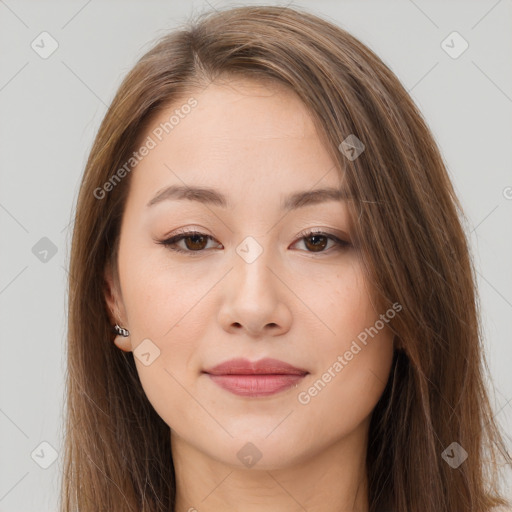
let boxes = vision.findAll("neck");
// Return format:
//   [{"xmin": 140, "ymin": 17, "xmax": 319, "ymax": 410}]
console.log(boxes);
[{"xmin": 171, "ymin": 423, "xmax": 370, "ymax": 512}]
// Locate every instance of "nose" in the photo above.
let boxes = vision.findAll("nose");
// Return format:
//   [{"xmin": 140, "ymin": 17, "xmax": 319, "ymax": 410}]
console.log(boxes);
[{"xmin": 217, "ymin": 247, "xmax": 292, "ymax": 338}]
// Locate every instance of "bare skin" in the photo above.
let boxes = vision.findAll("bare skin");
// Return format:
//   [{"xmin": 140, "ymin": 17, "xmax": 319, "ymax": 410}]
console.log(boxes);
[{"xmin": 104, "ymin": 77, "xmax": 395, "ymax": 512}]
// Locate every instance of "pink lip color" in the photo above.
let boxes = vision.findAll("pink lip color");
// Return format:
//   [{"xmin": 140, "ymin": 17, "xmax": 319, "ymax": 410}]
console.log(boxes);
[
  {"xmin": 208, "ymin": 374, "xmax": 306, "ymax": 396},
  {"xmin": 203, "ymin": 357, "xmax": 308, "ymax": 397}
]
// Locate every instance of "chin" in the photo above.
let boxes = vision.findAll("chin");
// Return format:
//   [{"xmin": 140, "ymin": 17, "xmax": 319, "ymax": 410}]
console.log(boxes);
[{"xmin": 203, "ymin": 431, "xmax": 310, "ymax": 471}]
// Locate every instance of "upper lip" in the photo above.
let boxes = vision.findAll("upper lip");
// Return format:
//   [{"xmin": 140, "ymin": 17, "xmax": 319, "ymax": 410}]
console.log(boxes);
[{"xmin": 203, "ymin": 357, "xmax": 308, "ymax": 376}]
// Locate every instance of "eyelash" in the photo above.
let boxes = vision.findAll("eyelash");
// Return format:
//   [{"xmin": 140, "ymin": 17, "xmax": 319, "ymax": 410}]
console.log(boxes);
[{"xmin": 156, "ymin": 228, "xmax": 350, "ymax": 256}]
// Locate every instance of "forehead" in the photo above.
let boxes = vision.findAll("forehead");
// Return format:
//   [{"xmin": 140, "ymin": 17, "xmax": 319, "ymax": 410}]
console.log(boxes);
[{"xmin": 127, "ymin": 78, "xmax": 343, "ymax": 205}]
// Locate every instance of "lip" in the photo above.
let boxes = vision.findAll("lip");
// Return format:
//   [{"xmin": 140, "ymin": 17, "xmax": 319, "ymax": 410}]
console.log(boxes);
[
  {"xmin": 204, "ymin": 357, "xmax": 308, "ymax": 376},
  {"xmin": 203, "ymin": 358, "xmax": 309, "ymax": 397}
]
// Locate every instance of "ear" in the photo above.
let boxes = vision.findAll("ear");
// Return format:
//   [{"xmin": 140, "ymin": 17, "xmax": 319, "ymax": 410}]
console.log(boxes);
[{"xmin": 104, "ymin": 262, "xmax": 132, "ymax": 352}]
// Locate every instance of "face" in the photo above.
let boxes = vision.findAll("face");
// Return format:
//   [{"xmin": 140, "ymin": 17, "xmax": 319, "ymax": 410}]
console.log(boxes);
[{"xmin": 104, "ymin": 77, "xmax": 395, "ymax": 470}]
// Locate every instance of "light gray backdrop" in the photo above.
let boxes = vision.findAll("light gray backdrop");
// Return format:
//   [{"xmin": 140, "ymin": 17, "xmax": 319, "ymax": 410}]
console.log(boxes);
[{"xmin": 1, "ymin": 1, "xmax": 511, "ymax": 510}]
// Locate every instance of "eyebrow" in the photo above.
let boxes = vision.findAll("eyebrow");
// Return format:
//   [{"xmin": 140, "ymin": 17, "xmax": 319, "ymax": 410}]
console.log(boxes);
[{"xmin": 146, "ymin": 184, "xmax": 350, "ymax": 211}]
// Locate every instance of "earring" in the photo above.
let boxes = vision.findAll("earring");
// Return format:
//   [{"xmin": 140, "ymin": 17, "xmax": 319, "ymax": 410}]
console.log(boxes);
[{"xmin": 114, "ymin": 324, "xmax": 130, "ymax": 337}]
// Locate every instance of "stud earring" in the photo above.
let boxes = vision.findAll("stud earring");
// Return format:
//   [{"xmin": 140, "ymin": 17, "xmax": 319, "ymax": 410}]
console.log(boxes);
[{"xmin": 113, "ymin": 324, "xmax": 130, "ymax": 337}]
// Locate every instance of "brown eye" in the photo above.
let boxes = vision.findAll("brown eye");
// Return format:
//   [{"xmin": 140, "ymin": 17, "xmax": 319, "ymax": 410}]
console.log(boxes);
[
  {"xmin": 292, "ymin": 230, "xmax": 350, "ymax": 254},
  {"xmin": 303, "ymin": 233, "xmax": 329, "ymax": 252},
  {"xmin": 157, "ymin": 230, "xmax": 222, "ymax": 255},
  {"xmin": 182, "ymin": 234, "xmax": 209, "ymax": 251}
]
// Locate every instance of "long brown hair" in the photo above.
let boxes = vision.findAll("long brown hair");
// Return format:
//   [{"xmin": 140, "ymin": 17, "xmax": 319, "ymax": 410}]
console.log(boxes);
[{"xmin": 61, "ymin": 5, "xmax": 511, "ymax": 511}]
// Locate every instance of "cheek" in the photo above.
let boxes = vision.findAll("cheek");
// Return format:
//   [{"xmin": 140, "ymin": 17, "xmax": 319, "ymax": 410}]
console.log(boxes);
[
  {"xmin": 119, "ymin": 238, "xmax": 214, "ymax": 339},
  {"xmin": 295, "ymin": 266, "xmax": 395, "ymax": 431},
  {"xmin": 296, "ymin": 332, "xmax": 394, "ymax": 445},
  {"xmin": 308, "ymin": 261, "xmax": 377, "ymax": 343},
  {"xmin": 117, "ymin": 243, "xmax": 221, "ymax": 429},
  {"xmin": 121, "ymin": 262, "xmax": 210, "ymax": 376}
]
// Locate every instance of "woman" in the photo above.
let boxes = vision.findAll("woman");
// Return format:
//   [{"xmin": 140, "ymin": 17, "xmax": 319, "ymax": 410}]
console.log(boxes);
[{"xmin": 61, "ymin": 5, "xmax": 511, "ymax": 511}]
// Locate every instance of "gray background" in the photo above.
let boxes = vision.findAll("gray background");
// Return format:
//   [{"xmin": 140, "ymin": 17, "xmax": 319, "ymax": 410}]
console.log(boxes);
[{"xmin": 1, "ymin": 0, "xmax": 511, "ymax": 510}]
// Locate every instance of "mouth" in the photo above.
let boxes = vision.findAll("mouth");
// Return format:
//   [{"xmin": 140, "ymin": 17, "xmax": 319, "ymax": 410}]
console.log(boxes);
[{"xmin": 202, "ymin": 357, "xmax": 309, "ymax": 397}]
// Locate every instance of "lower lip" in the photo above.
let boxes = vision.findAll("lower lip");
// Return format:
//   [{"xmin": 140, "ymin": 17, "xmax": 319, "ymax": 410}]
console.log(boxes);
[{"xmin": 206, "ymin": 373, "xmax": 306, "ymax": 397}]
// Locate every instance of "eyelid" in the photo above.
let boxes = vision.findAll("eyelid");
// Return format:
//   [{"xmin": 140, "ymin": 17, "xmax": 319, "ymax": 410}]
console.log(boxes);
[
  {"xmin": 160, "ymin": 226, "xmax": 350, "ymax": 243},
  {"xmin": 163, "ymin": 226, "xmax": 212, "ymax": 237},
  {"xmin": 295, "ymin": 227, "xmax": 350, "ymax": 242},
  {"xmin": 156, "ymin": 228, "xmax": 222, "ymax": 256},
  {"xmin": 291, "ymin": 229, "xmax": 350, "ymax": 253}
]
